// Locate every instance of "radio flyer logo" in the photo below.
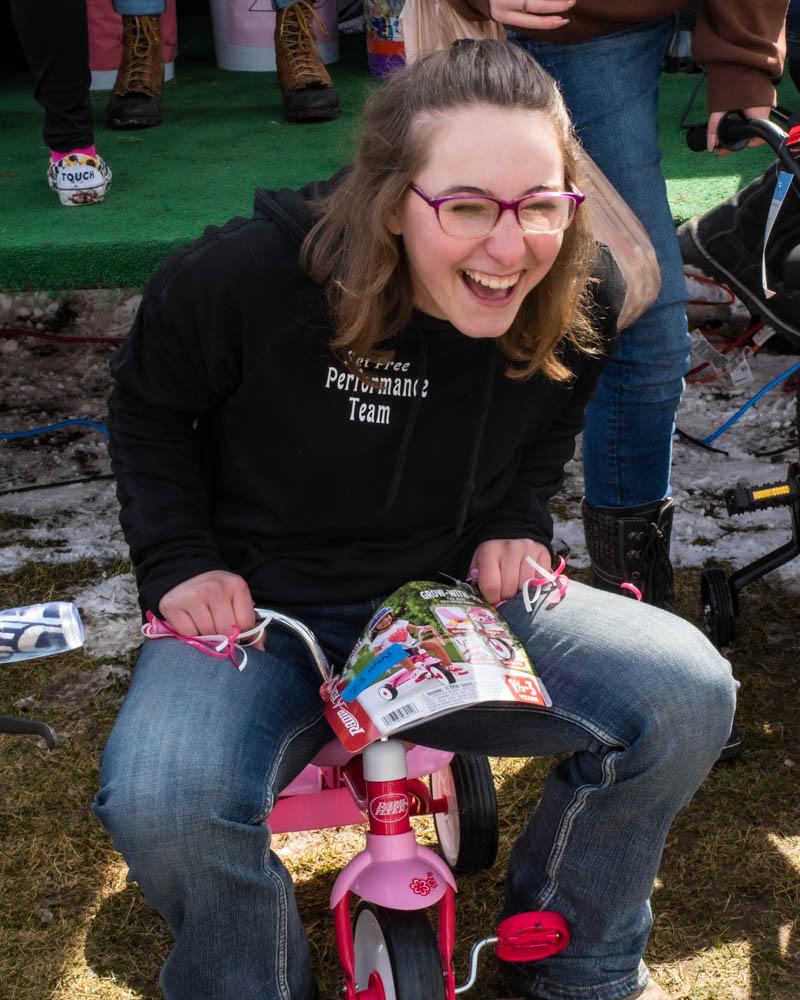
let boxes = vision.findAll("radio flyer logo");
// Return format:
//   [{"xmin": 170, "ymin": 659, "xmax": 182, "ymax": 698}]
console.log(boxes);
[
  {"xmin": 322, "ymin": 679, "xmax": 381, "ymax": 751},
  {"xmin": 369, "ymin": 792, "xmax": 409, "ymax": 823}
]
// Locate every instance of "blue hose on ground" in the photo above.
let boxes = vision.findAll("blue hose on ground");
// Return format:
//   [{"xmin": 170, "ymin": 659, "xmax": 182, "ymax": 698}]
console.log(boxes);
[
  {"xmin": 0, "ymin": 419, "xmax": 108, "ymax": 441},
  {"xmin": 696, "ymin": 361, "xmax": 800, "ymax": 445}
]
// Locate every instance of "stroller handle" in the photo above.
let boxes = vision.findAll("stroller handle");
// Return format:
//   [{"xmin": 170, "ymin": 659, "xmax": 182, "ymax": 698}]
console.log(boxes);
[{"xmin": 686, "ymin": 110, "xmax": 800, "ymax": 182}]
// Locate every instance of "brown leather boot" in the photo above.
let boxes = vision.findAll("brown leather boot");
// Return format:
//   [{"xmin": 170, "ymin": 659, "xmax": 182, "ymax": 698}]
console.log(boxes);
[
  {"xmin": 106, "ymin": 14, "xmax": 164, "ymax": 130},
  {"xmin": 275, "ymin": 0, "xmax": 340, "ymax": 123}
]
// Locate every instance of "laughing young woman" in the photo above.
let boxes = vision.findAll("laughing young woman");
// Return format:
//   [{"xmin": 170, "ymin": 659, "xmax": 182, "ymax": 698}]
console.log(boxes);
[{"xmin": 95, "ymin": 40, "xmax": 736, "ymax": 1000}]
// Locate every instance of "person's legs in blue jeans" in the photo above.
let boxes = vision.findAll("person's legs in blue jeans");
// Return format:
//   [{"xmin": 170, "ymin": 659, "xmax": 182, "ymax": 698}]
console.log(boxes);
[
  {"xmin": 511, "ymin": 20, "xmax": 689, "ymax": 607},
  {"xmin": 408, "ymin": 582, "xmax": 736, "ymax": 999},
  {"xmin": 94, "ymin": 584, "xmax": 733, "ymax": 999},
  {"xmin": 94, "ymin": 583, "xmax": 734, "ymax": 1000},
  {"xmin": 92, "ymin": 602, "xmax": 379, "ymax": 1000}
]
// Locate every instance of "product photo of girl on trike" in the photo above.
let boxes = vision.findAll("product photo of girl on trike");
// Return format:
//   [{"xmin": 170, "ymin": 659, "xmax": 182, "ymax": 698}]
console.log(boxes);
[{"xmin": 94, "ymin": 40, "xmax": 737, "ymax": 1000}]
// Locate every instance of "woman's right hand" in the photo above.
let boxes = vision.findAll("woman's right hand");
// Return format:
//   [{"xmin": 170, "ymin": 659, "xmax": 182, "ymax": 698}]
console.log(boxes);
[
  {"xmin": 158, "ymin": 570, "xmax": 261, "ymax": 647},
  {"xmin": 487, "ymin": 0, "xmax": 574, "ymax": 30}
]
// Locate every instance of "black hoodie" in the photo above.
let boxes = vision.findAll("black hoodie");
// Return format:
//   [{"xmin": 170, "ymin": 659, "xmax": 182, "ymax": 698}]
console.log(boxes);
[{"xmin": 107, "ymin": 182, "xmax": 625, "ymax": 613}]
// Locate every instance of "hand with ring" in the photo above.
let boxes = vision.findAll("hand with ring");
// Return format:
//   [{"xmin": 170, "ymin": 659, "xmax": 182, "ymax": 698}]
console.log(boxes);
[{"xmin": 488, "ymin": 0, "xmax": 574, "ymax": 30}]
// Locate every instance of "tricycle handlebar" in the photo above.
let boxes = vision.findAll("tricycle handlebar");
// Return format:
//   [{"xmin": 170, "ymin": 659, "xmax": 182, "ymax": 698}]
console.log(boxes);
[{"xmin": 254, "ymin": 609, "xmax": 333, "ymax": 682}]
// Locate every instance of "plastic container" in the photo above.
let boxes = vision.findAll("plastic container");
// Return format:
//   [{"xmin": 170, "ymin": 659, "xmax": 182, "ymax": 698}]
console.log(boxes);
[
  {"xmin": 0, "ymin": 603, "xmax": 84, "ymax": 663},
  {"xmin": 209, "ymin": 0, "xmax": 339, "ymax": 72},
  {"xmin": 364, "ymin": 0, "xmax": 406, "ymax": 77}
]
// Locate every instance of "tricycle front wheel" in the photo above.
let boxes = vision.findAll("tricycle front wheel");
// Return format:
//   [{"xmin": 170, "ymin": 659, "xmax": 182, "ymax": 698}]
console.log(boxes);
[{"xmin": 352, "ymin": 902, "xmax": 447, "ymax": 1000}]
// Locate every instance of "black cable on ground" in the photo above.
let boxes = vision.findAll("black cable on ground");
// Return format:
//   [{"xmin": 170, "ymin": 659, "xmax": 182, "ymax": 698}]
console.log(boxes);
[
  {"xmin": 0, "ymin": 473, "xmax": 115, "ymax": 497},
  {"xmin": 0, "ymin": 327, "xmax": 125, "ymax": 345}
]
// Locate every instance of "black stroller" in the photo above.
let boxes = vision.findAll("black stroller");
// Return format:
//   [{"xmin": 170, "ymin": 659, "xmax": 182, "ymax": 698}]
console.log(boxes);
[{"xmin": 680, "ymin": 110, "xmax": 800, "ymax": 649}]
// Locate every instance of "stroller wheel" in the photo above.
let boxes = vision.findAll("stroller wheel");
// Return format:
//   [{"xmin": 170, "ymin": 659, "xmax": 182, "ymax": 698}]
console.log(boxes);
[{"xmin": 700, "ymin": 569, "xmax": 736, "ymax": 651}]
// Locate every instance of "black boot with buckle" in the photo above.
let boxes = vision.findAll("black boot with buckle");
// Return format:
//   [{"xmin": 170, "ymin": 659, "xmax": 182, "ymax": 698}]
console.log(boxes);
[{"xmin": 581, "ymin": 497, "xmax": 675, "ymax": 610}]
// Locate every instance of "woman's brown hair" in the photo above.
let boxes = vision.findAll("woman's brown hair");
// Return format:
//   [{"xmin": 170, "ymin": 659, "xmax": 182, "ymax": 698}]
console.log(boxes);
[{"xmin": 301, "ymin": 38, "xmax": 599, "ymax": 381}]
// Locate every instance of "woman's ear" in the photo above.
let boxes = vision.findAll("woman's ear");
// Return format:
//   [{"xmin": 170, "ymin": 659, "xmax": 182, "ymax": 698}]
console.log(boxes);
[{"xmin": 386, "ymin": 207, "xmax": 403, "ymax": 236}]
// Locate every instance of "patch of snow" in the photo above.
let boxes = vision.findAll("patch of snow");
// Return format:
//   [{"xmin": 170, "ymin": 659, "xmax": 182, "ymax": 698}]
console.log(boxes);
[{"xmin": 71, "ymin": 574, "xmax": 142, "ymax": 659}]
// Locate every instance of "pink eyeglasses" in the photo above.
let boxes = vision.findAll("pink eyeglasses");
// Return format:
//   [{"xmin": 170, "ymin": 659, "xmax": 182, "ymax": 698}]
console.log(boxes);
[{"xmin": 408, "ymin": 183, "xmax": 584, "ymax": 238}]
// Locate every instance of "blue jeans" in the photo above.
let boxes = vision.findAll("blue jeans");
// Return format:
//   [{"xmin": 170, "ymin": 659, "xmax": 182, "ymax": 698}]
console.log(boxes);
[
  {"xmin": 511, "ymin": 18, "xmax": 691, "ymax": 508},
  {"xmin": 112, "ymin": 0, "xmax": 166, "ymax": 13},
  {"xmin": 93, "ymin": 582, "xmax": 735, "ymax": 999}
]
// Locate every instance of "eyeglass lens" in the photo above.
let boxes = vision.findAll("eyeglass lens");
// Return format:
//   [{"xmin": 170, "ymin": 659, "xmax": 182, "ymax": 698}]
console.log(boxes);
[{"xmin": 439, "ymin": 195, "xmax": 575, "ymax": 237}]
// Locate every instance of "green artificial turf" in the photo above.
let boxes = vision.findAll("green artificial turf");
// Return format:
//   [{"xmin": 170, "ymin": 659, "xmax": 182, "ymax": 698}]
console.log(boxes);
[{"xmin": 0, "ymin": 16, "xmax": 796, "ymax": 292}]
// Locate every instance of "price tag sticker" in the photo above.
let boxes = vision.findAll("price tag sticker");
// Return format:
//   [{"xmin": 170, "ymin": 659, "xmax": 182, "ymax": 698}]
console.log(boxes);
[
  {"xmin": 690, "ymin": 329, "xmax": 727, "ymax": 376},
  {"xmin": 762, "ymin": 171, "xmax": 793, "ymax": 298},
  {"xmin": 727, "ymin": 347, "xmax": 753, "ymax": 389}
]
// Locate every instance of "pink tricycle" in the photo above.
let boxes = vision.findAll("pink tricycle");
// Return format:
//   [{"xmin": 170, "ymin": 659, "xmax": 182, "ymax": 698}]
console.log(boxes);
[
  {"xmin": 376, "ymin": 647, "xmax": 469, "ymax": 702},
  {"xmin": 262, "ymin": 610, "xmax": 570, "ymax": 999}
]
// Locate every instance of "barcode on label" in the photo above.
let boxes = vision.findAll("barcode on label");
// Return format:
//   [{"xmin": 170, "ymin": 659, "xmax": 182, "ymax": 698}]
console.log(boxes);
[{"xmin": 381, "ymin": 703, "xmax": 419, "ymax": 727}]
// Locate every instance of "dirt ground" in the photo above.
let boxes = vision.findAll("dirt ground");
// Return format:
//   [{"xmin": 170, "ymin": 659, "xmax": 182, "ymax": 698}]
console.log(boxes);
[
  {"xmin": 0, "ymin": 289, "xmax": 145, "ymax": 660},
  {"xmin": 1, "ymin": 289, "xmax": 135, "ymax": 493}
]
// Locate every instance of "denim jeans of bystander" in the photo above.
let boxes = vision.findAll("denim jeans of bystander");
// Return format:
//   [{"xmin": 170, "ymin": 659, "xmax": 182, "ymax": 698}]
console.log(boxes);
[{"xmin": 510, "ymin": 17, "xmax": 691, "ymax": 509}]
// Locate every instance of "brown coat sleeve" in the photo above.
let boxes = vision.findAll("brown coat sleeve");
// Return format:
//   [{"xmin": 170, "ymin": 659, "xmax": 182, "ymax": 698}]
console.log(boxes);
[{"xmin": 693, "ymin": 1, "xmax": 787, "ymax": 111}]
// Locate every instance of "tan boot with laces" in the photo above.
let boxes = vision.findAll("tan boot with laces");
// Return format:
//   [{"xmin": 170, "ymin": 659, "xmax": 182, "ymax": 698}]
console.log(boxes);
[
  {"xmin": 275, "ymin": 0, "xmax": 340, "ymax": 123},
  {"xmin": 106, "ymin": 14, "xmax": 164, "ymax": 129}
]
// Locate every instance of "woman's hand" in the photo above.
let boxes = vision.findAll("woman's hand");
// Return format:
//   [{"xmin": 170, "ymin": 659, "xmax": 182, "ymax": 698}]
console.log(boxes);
[
  {"xmin": 487, "ymin": 0, "xmax": 574, "ymax": 31},
  {"xmin": 470, "ymin": 538, "xmax": 552, "ymax": 606},
  {"xmin": 158, "ymin": 570, "xmax": 263, "ymax": 649},
  {"xmin": 707, "ymin": 106, "xmax": 772, "ymax": 155}
]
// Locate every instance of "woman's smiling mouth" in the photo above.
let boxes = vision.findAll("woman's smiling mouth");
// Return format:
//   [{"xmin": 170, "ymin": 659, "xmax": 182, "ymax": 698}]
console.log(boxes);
[{"xmin": 461, "ymin": 267, "xmax": 523, "ymax": 301}]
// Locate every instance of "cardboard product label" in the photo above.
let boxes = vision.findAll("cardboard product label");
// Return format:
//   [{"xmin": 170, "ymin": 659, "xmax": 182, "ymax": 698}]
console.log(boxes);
[{"xmin": 321, "ymin": 580, "xmax": 550, "ymax": 751}]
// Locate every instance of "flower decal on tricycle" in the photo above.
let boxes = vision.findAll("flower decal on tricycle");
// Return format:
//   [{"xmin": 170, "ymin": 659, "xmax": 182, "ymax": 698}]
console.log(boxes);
[{"xmin": 409, "ymin": 871, "xmax": 438, "ymax": 896}]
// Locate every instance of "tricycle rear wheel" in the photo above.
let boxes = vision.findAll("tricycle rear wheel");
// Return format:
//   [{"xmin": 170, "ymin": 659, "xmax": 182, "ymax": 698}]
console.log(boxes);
[{"xmin": 431, "ymin": 753, "xmax": 498, "ymax": 873}]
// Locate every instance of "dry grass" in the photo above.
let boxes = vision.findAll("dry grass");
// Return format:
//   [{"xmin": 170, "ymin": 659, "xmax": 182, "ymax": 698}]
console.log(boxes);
[{"xmin": 1, "ymin": 565, "xmax": 799, "ymax": 999}]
